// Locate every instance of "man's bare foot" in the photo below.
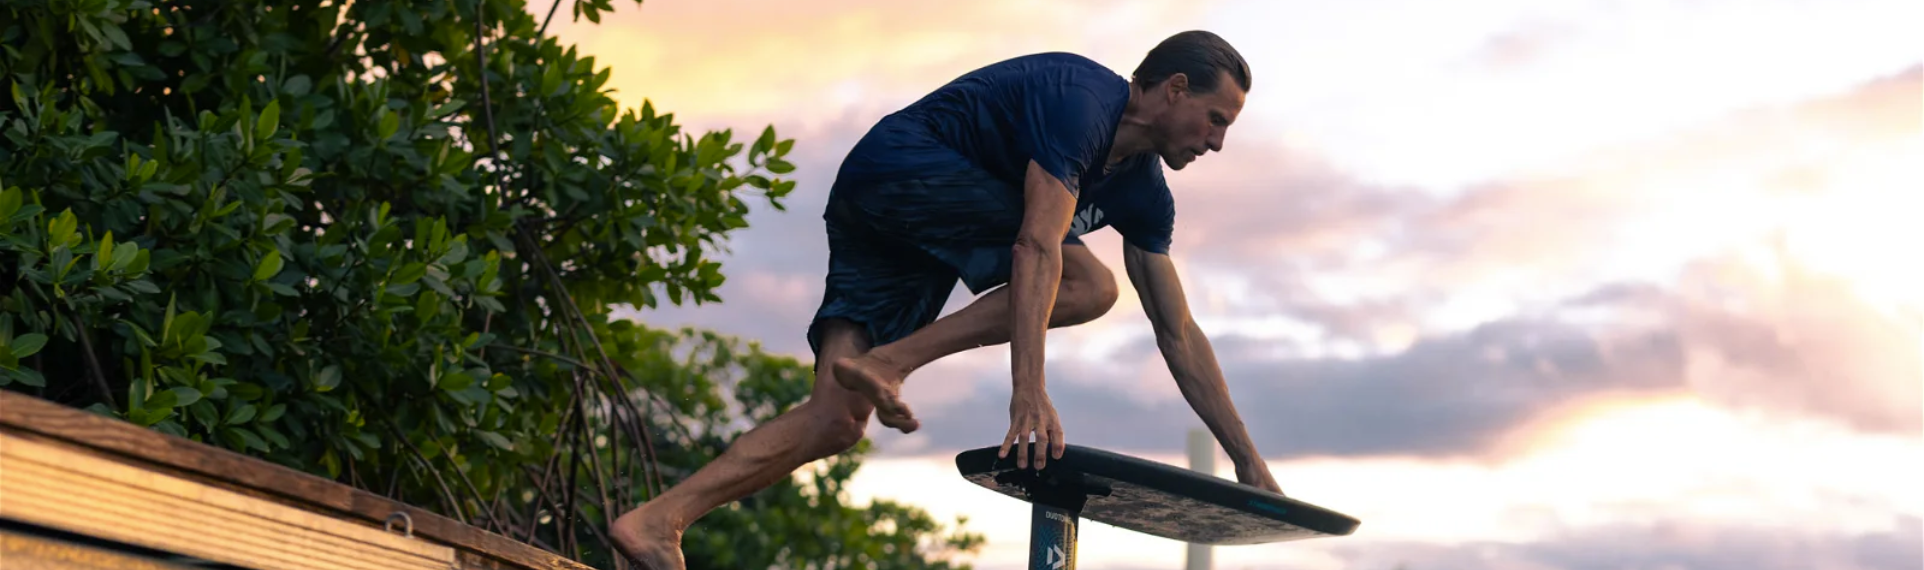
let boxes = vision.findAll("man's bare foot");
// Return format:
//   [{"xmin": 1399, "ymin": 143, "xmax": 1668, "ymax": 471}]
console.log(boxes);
[
  {"xmin": 611, "ymin": 505, "xmax": 685, "ymax": 570},
  {"xmin": 832, "ymin": 354, "xmax": 919, "ymax": 432}
]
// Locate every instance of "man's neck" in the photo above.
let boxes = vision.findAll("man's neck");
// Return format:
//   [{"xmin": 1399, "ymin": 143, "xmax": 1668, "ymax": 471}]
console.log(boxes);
[{"xmin": 1108, "ymin": 85, "xmax": 1155, "ymax": 166}]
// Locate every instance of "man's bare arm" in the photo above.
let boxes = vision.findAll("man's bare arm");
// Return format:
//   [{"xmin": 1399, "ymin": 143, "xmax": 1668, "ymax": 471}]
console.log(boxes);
[
  {"xmin": 1011, "ymin": 160, "xmax": 1077, "ymax": 392},
  {"xmin": 1123, "ymin": 242, "xmax": 1269, "ymax": 476},
  {"xmin": 998, "ymin": 160, "xmax": 1078, "ymax": 467}
]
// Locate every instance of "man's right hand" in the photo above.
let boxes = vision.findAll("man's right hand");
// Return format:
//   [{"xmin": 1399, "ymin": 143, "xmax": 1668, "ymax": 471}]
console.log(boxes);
[{"xmin": 1000, "ymin": 386, "xmax": 1064, "ymax": 469}]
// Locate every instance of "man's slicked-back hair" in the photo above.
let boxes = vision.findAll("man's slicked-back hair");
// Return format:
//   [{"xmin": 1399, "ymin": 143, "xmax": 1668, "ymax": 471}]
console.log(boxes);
[{"xmin": 1132, "ymin": 30, "xmax": 1251, "ymax": 95}]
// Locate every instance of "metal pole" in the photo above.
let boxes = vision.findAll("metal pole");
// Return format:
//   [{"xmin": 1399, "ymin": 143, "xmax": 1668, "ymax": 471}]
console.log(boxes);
[
  {"xmin": 1186, "ymin": 428, "xmax": 1214, "ymax": 570},
  {"xmin": 1029, "ymin": 500, "xmax": 1078, "ymax": 570},
  {"xmin": 1024, "ymin": 471, "xmax": 1094, "ymax": 570}
]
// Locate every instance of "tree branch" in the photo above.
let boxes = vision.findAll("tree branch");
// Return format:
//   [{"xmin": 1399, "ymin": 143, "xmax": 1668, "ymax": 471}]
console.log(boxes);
[
  {"xmin": 513, "ymin": 221, "xmax": 666, "ymax": 497},
  {"xmin": 64, "ymin": 308, "xmax": 116, "ymax": 409},
  {"xmin": 538, "ymin": 0, "xmax": 566, "ymax": 38}
]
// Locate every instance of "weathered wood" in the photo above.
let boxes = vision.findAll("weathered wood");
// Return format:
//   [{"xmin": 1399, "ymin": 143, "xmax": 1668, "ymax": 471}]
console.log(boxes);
[
  {"xmin": 0, "ymin": 390, "xmax": 599, "ymax": 570},
  {"xmin": 2, "ymin": 433, "xmax": 456, "ymax": 569},
  {"xmin": 1, "ymin": 526, "xmax": 206, "ymax": 570}
]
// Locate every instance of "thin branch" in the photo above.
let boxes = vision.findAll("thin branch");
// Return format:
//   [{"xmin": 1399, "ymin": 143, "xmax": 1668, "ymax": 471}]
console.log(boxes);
[
  {"xmin": 488, "ymin": 285, "xmax": 692, "ymax": 471},
  {"xmin": 520, "ymin": 391, "xmax": 580, "ymax": 543},
  {"xmin": 64, "ymin": 309, "xmax": 116, "ymax": 409},
  {"xmin": 403, "ymin": 451, "xmax": 464, "ymax": 522},
  {"xmin": 370, "ymin": 399, "xmax": 505, "ymax": 532},
  {"xmin": 387, "ymin": 462, "xmax": 404, "ymax": 499},
  {"xmin": 488, "ymin": 343, "xmax": 590, "ymax": 369},
  {"xmin": 538, "ymin": 0, "xmax": 566, "ymax": 37},
  {"xmin": 504, "ymin": 318, "xmax": 584, "ymax": 546},
  {"xmin": 564, "ymin": 386, "xmax": 585, "ymax": 558},
  {"xmin": 470, "ymin": 0, "xmax": 511, "ymax": 197},
  {"xmin": 348, "ymin": 384, "xmax": 469, "ymax": 525},
  {"xmin": 515, "ymin": 222, "xmax": 666, "ymax": 497},
  {"xmin": 520, "ymin": 463, "xmax": 621, "ymax": 556},
  {"xmin": 575, "ymin": 378, "xmax": 626, "ymax": 570}
]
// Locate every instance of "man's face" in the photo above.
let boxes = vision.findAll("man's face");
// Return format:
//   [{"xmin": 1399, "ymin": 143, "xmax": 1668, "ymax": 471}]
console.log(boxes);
[{"xmin": 1151, "ymin": 71, "xmax": 1246, "ymax": 170}]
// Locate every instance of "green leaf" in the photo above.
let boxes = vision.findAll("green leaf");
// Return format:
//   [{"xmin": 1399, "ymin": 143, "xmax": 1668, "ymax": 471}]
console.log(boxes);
[
  {"xmin": 0, "ymin": 187, "xmax": 20, "ymax": 225},
  {"xmin": 7, "ymin": 368, "xmax": 46, "ymax": 388},
  {"xmin": 252, "ymin": 249, "xmax": 284, "ymax": 281},
  {"xmin": 351, "ymin": 431, "xmax": 381, "ymax": 450},
  {"xmin": 109, "ymin": 240, "xmax": 138, "ymax": 271},
  {"xmin": 101, "ymin": 23, "xmax": 132, "ymax": 50},
  {"xmin": 169, "ymin": 387, "xmax": 202, "ymax": 408},
  {"xmin": 313, "ymin": 365, "xmax": 341, "ymax": 392},
  {"xmin": 392, "ymin": 262, "xmax": 426, "ymax": 285},
  {"xmin": 377, "ymin": 108, "xmax": 399, "ymax": 141},
  {"xmin": 257, "ymin": 99, "xmax": 280, "ymax": 141},
  {"xmin": 438, "ymin": 370, "xmax": 473, "ymax": 391},
  {"xmin": 95, "ymin": 231, "xmax": 115, "ymax": 271},
  {"xmin": 320, "ymin": 448, "xmax": 340, "ymax": 478},
  {"xmin": 232, "ymin": 427, "xmax": 268, "ymax": 452},
  {"xmin": 478, "ymin": 431, "xmax": 514, "ymax": 452},
  {"xmin": 429, "ymin": 99, "xmax": 466, "ymax": 119},
  {"xmin": 258, "ymin": 425, "xmax": 290, "ymax": 449},
  {"xmin": 9, "ymin": 333, "xmax": 47, "ymax": 358},
  {"xmin": 126, "ymin": 249, "xmax": 150, "ymax": 274},
  {"xmin": 282, "ymin": 75, "xmax": 312, "ymax": 97},
  {"xmin": 48, "ymin": 209, "xmax": 78, "ymax": 248},
  {"xmin": 229, "ymin": 382, "xmax": 264, "ymax": 400},
  {"xmin": 261, "ymin": 213, "xmax": 295, "ymax": 235},
  {"xmin": 144, "ymin": 388, "xmax": 179, "ymax": 410},
  {"xmin": 8, "ymin": 204, "xmax": 44, "ymax": 226},
  {"xmin": 161, "ymin": 294, "xmax": 177, "ymax": 343},
  {"xmin": 226, "ymin": 403, "xmax": 257, "ymax": 425},
  {"xmin": 260, "ymin": 403, "xmax": 286, "ymax": 423},
  {"xmin": 118, "ymin": 319, "xmax": 157, "ymax": 347}
]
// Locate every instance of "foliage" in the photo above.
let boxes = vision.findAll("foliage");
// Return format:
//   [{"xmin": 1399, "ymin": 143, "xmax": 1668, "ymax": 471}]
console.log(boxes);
[{"xmin": 0, "ymin": 0, "xmax": 980, "ymax": 568}]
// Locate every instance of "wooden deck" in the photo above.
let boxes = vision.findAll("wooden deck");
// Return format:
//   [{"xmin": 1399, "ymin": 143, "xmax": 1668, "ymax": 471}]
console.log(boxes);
[{"xmin": 0, "ymin": 390, "xmax": 599, "ymax": 570}]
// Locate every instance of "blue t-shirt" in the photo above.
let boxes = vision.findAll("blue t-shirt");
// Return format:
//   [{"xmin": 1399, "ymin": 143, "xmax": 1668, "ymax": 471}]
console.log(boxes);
[{"xmin": 833, "ymin": 52, "xmax": 1176, "ymax": 255}]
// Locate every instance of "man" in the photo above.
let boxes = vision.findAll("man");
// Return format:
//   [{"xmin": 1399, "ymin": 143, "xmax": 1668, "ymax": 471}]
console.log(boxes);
[{"xmin": 614, "ymin": 30, "xmax": 1278, "ymax": 569}]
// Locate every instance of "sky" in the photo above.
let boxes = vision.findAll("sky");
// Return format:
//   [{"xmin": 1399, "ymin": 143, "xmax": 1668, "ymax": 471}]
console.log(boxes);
[{"xmin": 542, "ymin": 1, "xmax": 1923, "ymax": 568}]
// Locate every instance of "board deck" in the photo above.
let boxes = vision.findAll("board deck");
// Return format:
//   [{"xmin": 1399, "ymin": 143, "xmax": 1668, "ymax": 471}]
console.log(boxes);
[{"xmin": 955, "ymin": 444, "xmax": 1360, "ymax": 545}]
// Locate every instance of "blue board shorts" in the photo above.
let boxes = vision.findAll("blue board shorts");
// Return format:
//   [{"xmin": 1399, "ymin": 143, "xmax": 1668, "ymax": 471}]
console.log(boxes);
[{"xmin": 806, "ymin": 167, "xmax": 1082, "ymax": 356}]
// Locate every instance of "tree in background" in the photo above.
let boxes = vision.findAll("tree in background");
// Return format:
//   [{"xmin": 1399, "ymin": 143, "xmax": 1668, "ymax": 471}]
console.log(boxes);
[{"xmin": 0, "ymin": 0, "xmax": 981, "ymax": 568}]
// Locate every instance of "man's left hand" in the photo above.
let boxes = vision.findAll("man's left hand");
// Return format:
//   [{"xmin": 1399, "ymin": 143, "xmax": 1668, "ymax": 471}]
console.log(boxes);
[{"xmin": 1235, "ymin": 459, "xmax": 1283, "ymax": 496}]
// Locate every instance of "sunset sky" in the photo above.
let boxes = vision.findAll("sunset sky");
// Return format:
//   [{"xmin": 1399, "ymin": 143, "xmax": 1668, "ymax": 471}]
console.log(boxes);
[{"xmin": 543, "ymin": 1, "xmax": 1921, "ymax": 568}]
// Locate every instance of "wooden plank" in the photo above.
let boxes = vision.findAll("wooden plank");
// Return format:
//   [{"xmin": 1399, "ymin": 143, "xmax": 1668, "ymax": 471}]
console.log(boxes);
[
  {"xmin": 2, "ymin": 432, "xmax": 456, "ymax": 570},
  {"xmin": 1, "ymin": 526, "xmax": 207, "ymax": 570},
  {"xmin": 0, "ymin": 390, "xmax": 599, "ymax": 570}
]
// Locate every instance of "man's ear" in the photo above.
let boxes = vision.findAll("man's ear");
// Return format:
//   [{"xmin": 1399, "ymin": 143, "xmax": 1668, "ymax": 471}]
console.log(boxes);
[{"xmin": 1164, "ymin": 72, "xmax": 1190, "ymax": 101}]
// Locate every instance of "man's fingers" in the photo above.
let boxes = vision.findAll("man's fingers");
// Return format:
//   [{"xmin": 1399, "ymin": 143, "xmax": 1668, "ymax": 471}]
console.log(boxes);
[
  {"xmin": 1050, "ymin": 422, "xmax": 1066, "ymax": 459},
  {"xmin": 1035, "ymin": 428, "xmax": 1050, "ymax": 469},
  {"xmin": 1019, "ymin": 423, "xmax": 1034, "ymax": 468}
]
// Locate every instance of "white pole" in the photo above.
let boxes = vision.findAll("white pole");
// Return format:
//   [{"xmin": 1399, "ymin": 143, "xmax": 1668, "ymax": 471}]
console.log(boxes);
[{"xmin": 1186, "ymin": 428, "xmax": 1214, "ymax": 570}]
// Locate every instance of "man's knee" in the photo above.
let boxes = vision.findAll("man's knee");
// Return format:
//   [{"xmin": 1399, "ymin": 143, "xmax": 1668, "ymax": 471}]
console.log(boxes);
[
  {"xmin": 806, "ymin": 402, "xmax": 869, "ymax": 454},
  {"xmin": 1059, "ymin": 256, "xmax": 1120, "ymax": 325}
]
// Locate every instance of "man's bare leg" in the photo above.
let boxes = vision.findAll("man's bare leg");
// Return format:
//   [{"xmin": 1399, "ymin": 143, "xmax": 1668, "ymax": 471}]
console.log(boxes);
[
  {"xmin": 833, "ymin": 244, "xmax": 1118, "ymax": 432},
  {"xmin": 611, "ymin": 319, "xmax": 878, "ymax": 569}
]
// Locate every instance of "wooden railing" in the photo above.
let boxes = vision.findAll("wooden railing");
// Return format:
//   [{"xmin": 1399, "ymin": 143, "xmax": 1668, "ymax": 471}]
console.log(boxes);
[{"xmin": 0, "ymin": 390, "xmax": 598, "ymax": 570}]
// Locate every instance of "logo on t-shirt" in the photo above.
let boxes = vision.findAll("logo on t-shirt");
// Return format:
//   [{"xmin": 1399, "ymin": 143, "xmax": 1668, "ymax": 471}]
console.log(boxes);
[{"xmin": 1070, "ymin": 205, "xmax": 1104, "ymax": 236}]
